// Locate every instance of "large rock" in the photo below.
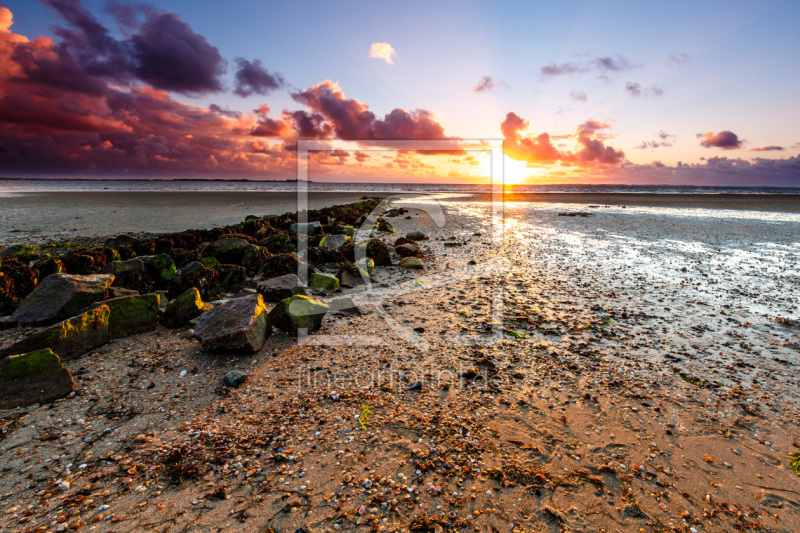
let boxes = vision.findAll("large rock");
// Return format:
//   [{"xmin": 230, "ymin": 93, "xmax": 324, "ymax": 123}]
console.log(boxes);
[
  {"xmin": 0, "ymin": 349, "xmax": 74, "ymax": 409},
  {"xmin": 215, "ymin": 264, "xmax": 247, "ymax": 293},
  {"xmin": 104, "ymin": 234, "xmax": 140, "ymax": 249},
  {"xmin": 140, "ymin": 254, "xmax": 177, "ymax": 283},
  {"xmin": 168, "ymin": 266, "xmax": 220, "ymax": 301},
  {"xmin": 242, "ymin": 245, "xmax": 269, "ymax": 274},
  {"xmin": 201, "ymin": 238, "xmax": 252, "ymax": 266},
  {"xmin": 268, "ymin": 295, "xmax": 329, "ymax": 336},
  {"xmin": 259, "ymin": 234, "xmax": 289, "ymax": 253},
  {"xmin": 194, "ymin": 294, "xmax": 269, "ymax": 353},
  {"xmin": 162, "ymin": 287, "xmax": 212, "ymax": 328},
  {"xmin": 309, "ymin": 273, "xmax": 340, "ymax": 292},
  {"xmin": 94, "ymin": 294, "xmax": 160, "ymax": 338},
  {"xmin": 11, "ymin": 274, "xmax": 114, "ymax": 326},
  {"xmin": 376, "ymin": 218, "xmax": 395, "ymax": 233},
  {"xmin": 319, "ymin": 234, "xmax": 348, "ymax": 250},
  {"xmin": 257, "ymin": 274, "xmax": 306, "ymax": 303},
  {"xmin": 101, "ymin": 258, "xmax": 153, "ymax": 293},
  {"xmin": 0, "ymin": 305, "xmax": 111, "ymax": 360}
]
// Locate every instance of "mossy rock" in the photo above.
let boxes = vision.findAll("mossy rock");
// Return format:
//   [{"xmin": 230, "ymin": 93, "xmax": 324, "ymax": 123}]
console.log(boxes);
[
  {"xmin": 242, "ymin": 244, "xmax": 270, "ymax": 275},
  {"xmin": 376, "ymin": 218, "xmax": 395, "ymax": 233},
  {"xmin": 12, "ymin": 273, "xmax": 114, "ymax": 326},
  {"xmin": 141, "ymin": 254, "xmax": 177, "ymax": 283},
  {"xmin": 194, "ymin": 294, "xmax": 269, "ymax": 353},
  {"xmin": 399, "ymin": 257, "xmax": 424, "ymax": 270},
  {"xmin": 101, "ymin": 258, "xmax": 153, "ymax": 294},
  {"xmin": 162, "ymin": 287, "xmax": 212, "ymax": 328},
  {"xmin": 32, "ymin": 258, "xmax": 66, "ymax": 280},
  {"xmin": 268, "ymin": 294, "xmax": 330, "ymax": 336},
  {"xmin": 199, "ymin": 256, "xmax": 221, "ymax": 268},
  {"xmin": 319, "ymin": 234, "xmax": 350, "ymax": 250},
  {"xmin": 0, "ymin": 244, "xmax": 37, "ymax": 258},
  {"xmin": 94, "ymin": 294, "xmax": 160, "ymax": 338},
  {"xmin": 201, "ymin": 238, "xmax": 251, "ymax": 265},
  {"xmin": 258, "ymin": 253, "xmax": 313, "ymax": 280},
  {"xmin": 214, "ymin": 264, "xmax": 247, "ymax": 293},
  {"xmin": 259, "ymin": 233, "xmax": 290, "ymax": 253},
  {"xmin": 309, "ymin": 273, "xmax": 340, "ymax": 292},
  {"xmin": 0, "ymin": 306, "xmax": 111, "ymax": 360},
  {"xmin": 0, "ymin": 349, "xmax": 74, "ymax": 409}
]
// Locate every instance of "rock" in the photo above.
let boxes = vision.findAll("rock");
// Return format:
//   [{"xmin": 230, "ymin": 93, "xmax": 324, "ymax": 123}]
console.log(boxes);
[
  {"xmin": 11, "ymin": 274, "xmax": 114, "ymax": 326},
  {"xmin": 140, "ymin": 254, "xmax": 177, "ymax": 283},
  {"xmin": 259, "ymin": 233, "xmax": 290, "ymax": 253},
  {"xmin": 383, "ymin": 208, "xmax": 399, "ymax": 217},
  {"xmin": 194, "ymin": 294, "xmax": 269, "ymax": 353},
  {"xmin": 222, "ymin": 370, "xmax": 246, "ymax": 388},
  {"xmin": 242, "ymin": 245, "xmax": 269, "ymax": 274},
  {"xmin": 258, "ymin": 253, "xmax": 312, "ymax": 280},
  {"xmin": 407, "ymin": 381, "xmax": 423, "ymax": 390},
  {"xmin": 309, "ymin": 273, "xmax": 340, "ymax": 292},
  {"xmin": 306, "ymin": 246, "xmax": 344, "ymax": 268},
  {"xmin": 0, "ymin": 244, "xmax": 36, "ymax": 258},
  {"xmin": 214, "ymin": 264, "xmax": 247, "ymax": 293},
  {"xmin": 163, "ymin": 286, "xmax": 212, "ymax": 328},
  {"xmin": 323, "ymin": 225, "xmax": 354, "ymax": 237},
  {"xmin": 336, "ymin": 264, "xmax": 368, "ymax": 288},
  {"xmin": 107, "ymin": 287, "xmax": 139, "ymax": 299},
  {"xmin": 0, "ymin": 349, "xmax": 74, "ymax": 409},
  {"xmin": 328, "ymin": 297, "xmax": 362, "ymax": 316},
  {"xmin": 395, "ymin": 243, "xmax": 421, "ymax": 258},
  {"xmin": 289, "ymin": 221, "xmax": 322, "ymax": 235},
  {"xmin": 168, "ymin": 267, "xmax": 220, "ymax": 301},
  {"xmin": 394, "ymin": 237, "xmax": 413, "ymax": 247},
  {"xmin": 179, "ymin": 261, "xmax": 204, "ymax": 275},
  {"xmin": 104, "ymin": 234, "xmax": 140, "ymax": 248},
  {"xmin": 268, "ymin": 295, "xmax": 329, "ymax": 336},
  {"xmin": 319, "ymin": 234, "xmax": 348, "ymax": 249},
  {"xmin": 94, "ymin": 294, "xmax": 160, "ymax": 338},
  {"xmin": 356, "ymin": 257, "xmax": 374, "ymax": 275},
  {"xmin": 181, "ymin": 328, "xmax": 195, "ymax": 340},
  {"xmin": 60, "ymin": 253, "xmax": 96, "ymax": 275},
  {"xmin": 361, "ymin": 238, "xmax": 391, "ymax": 266},
  {"xmin": 0, "ymin": 305, "xmax": 111, "ymax": 360},
  {"xmin": 376, "ymin": 218, "xmax": 395, "ymax": 233},
  {"xmin": 399, "ymin": 257, "xmax": 424, "ymax": 269},
  {"xmin": 201, "ymin": 238, "xmax": 252, "ymax": 265},
  {"xmin": 257, "ymin": 274, "xmax": 305, "ymax": 303},
  {"xmin": 406, "ymin": 230, "xmax": 427, "ymax": 241},
  {"xmin": 32, "ymin": 258, "xmax": 66, "ymax": 280},
  {"xmin": 0, "ymin": 262, "xmax": 38, "ymax": 314},
  {"xmin": 101, "ymin": 258, "xmax": 153, "ymax": 293}
]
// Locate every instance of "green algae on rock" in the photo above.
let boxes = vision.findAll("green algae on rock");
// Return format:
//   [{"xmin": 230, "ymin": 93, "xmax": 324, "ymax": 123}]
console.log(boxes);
[
  {"xmin": 268, "ymin": 294, "xmax": 330, "ymax": 335},
  {"xmin": 93, "ymin": 294, "xmax": 161, "ymax": 337},
  {"xmin": 0, "ymin": 349, "xmax": 74, "ymax": 409},
  {"xmin": 162, "ymin": 287, "xmax": 212, "ymax": 328},
  {"xmin": 0, "ymin": 305, "xmax": 111, "ymax": 360},
  {"xmin": 11, "ymin": 273, "xmax": 114, "ymax": 326},
  {"xmin": 309, "ymin": 272, "xmax": 340, "ymax": 292}
]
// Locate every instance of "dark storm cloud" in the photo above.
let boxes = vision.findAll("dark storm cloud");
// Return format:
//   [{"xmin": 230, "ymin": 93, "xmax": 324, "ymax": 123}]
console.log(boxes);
[
  {"xmin": 233, "ymin": 58, "xmax": 284, "ymax": 97},
  {"xmin": 38, "ymin": 0, "xmax": 227, "ymax": 95},
  {"xmin": 699, "ymin": 130, "xmax": 743, "ymax": 149}
]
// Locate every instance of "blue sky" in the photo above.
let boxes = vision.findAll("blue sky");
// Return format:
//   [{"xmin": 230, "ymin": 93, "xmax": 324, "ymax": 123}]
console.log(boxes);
[{"xmin": 1, "ymin": 0, "xmax": 799, "ymax": 183}]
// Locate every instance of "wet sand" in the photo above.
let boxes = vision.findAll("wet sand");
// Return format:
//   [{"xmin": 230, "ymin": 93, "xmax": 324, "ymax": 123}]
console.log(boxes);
[{"xmin": 1, "ymin": 197, "xmax": 799, "ymax": 532}]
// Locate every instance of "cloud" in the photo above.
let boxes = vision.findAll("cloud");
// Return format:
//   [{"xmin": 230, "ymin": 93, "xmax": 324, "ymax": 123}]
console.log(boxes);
[
  {"xmin": 233, "ymin": 58, "xmax": 284, "ymax": 97},
  {"xmin": 569, "ymin": 91, "xmax": 587, "ymax": 102},
  {"xmin": 368, "ymin": 42, "xmax": 395, "ymax": 65},
  {"xmin": 209, "ymin": 104, "xmax": 242, "ymax": 119},
  {"xmin": 541, "ymin": 55, "xmax": 636, "ymax": 79},
  {"xmin": 473, "ymin": 75, "xmax": 508, "ymax": 93},
  {"xmin": 699, "ymin": 130, "xmax": 743, "ymax": 149},
  {"xmin": 750, "ymin": 145, "xmax": 784, "ymax": 152},
  {"xmin": 501, "ymin": 112, "xmax": 625, "ymax": 167},
  {"xmin": 636, "ymin": 130, "xmax": 676, "ymax": 149},
  {"xmin": 290, "ymin": 80, "xmax": 453, "ymax": 141},
  {"xmin": 625, "ymin": 82, "xmax": 664, "ymax": 97},
  {"xmin": 667, "ymin": 52, "xmax": 690, "ymax": 66},
  {"xmin": 540, "ymin": 61, "xmax": 590, "ymax": 78}
]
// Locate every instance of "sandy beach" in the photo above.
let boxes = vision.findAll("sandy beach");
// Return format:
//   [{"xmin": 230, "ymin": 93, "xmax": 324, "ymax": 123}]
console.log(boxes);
[{"xmin": 1, "ymin": 195, "xmax": 799, "ymax": 532}]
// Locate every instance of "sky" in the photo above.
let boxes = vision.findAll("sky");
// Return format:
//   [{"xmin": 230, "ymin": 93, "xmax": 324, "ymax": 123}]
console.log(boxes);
[{"xmin": 1, "ymin": 0, "xmax": 799, "ymax": 185}]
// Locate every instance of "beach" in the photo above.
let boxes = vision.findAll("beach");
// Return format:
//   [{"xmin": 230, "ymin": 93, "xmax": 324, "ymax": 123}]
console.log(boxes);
[{"xmin": 1, "ymin": 193, "xmax": 799, "ymax": 532}]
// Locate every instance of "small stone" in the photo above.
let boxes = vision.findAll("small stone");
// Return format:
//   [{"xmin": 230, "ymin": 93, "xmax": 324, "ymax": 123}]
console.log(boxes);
[
  {"xmin": 223, "ymin": 370, "xmax": 247, "ymax": 388},
  {"xmin": 399, "ymin": 257, "xmax": 424, "ymax": 270},
  {"xmin": 407, "ymin": 381, "xmax": 423, "ymax": 390},
  {"xmin": 406, "ymin": 230, "xmax": 426, "ymax": 241}
]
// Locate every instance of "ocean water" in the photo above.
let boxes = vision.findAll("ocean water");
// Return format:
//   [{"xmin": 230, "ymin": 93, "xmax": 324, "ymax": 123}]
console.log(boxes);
[{"xmin": 2, "ymin": 178, "xmax": 800, "ymax": 195}]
